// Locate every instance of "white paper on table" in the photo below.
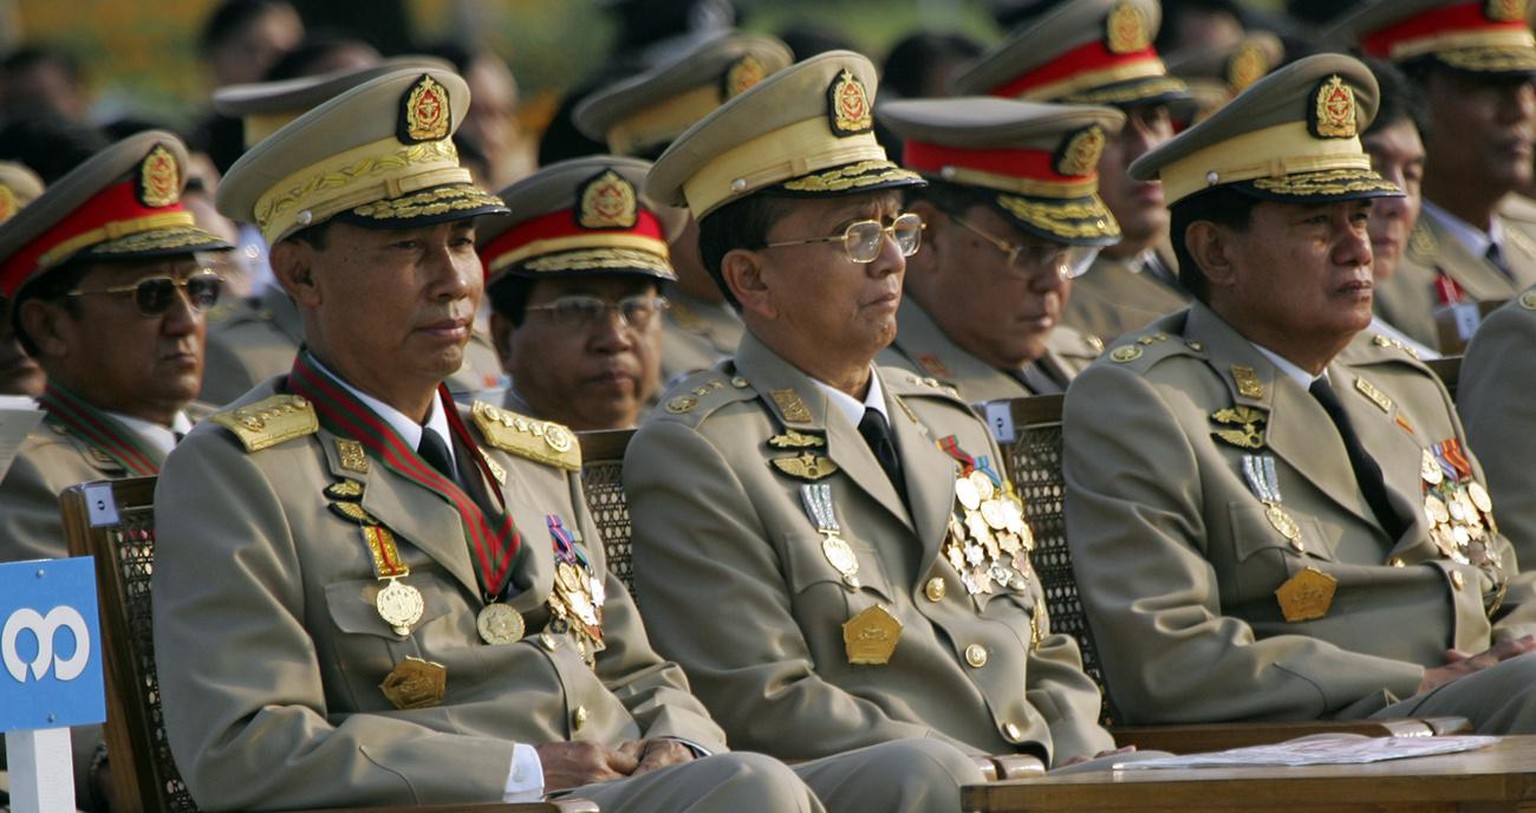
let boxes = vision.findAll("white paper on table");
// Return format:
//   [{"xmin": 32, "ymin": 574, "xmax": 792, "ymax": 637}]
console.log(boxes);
[{"xmin": 1113, "ymin": 735, "xmax": 1502, "ymax": 770}]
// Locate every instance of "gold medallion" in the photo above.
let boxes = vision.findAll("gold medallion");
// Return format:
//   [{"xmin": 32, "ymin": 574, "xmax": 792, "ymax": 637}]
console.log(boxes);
[
  {"xmin": 400, "ymin": 73, "xmax": 451, "ymax": 143},
  {"xmin": 843, "ymin": 604, "xmax": 901, "ymax": 665},
  {"xmin": 557, "ymin": 561, "xmax": 585, "ymax": 594},
  {"xmin": 376, "ymin": 577, "xmax": 425, "ymax": 636},
  {"xmin": 1054, "ymin": 125, "xmax": 1106, "ymax": 177},
  {"xmin": 1431, "ymin": 526, "xmax": 1458, "ymax": 558},
  {"xmin": 1275, "ymin": 566, "xmax": 1337, "ymax": 623},
  {"xmin": 577, "ymin": 170, "xmax": 639, "ymax": 229},
  {"xmin": 969, "ymin": 470, "xmax": 996, "ymax": 501},
  {"xmin": 1486, "ymin": 0, "xmax": 1525, "ymax": 23},
  {"xmin": 477, "ymin": 602, "xmax": 525, "ymax": 645},
  {"xmin": 1111, "ymin": 345, "xmax": 1142, "ymax": 363},
  {"xmin": 1310, "ymin": 75, "xmax": 1357, "ymax": 139},
  {"xmin": 1421, "ymin": 449, "xmax": 1444, "ymax": 485},
  {"xmin": 826, "ymin": 69, "xmax": 873, "ymax": 136},
  {"xmin": 1265, "ymin": 504, "xmax": 1302, "ymax": 546},
  {"xmin": 337, "ymin": 438, "xmax": 370, "ymax": 473},
  {"xmin": 1425, "ymin": 493, "xmax": 1450, "ymax": 525},
  {"xmin": 379, "ymin": 656, "xmax": 447, "ymax": 710},
  {"xmin": 1226, "ymin": 41, "xmax": 1270, "ymax": 92},
  {"xmin": 1468, "ymin": 481, "xmax": 1494, "ymax": 514},
  {"xmin": 0, "ymin": 186, "xmax": 15, "ymax": 222},
  {"xmin": 138, "ymin": 144, "xmax": 180, "ymax": 207},
  {"xmin": 980, "ymin": 499, "xmax": 1009, "ymax": 531},
  {"xmin": 821, "ymin": 535, "xmax": 861, "ymax": 587},
  {"xmin": 723, "ymin": 53, "xmax": 766, "ymax": 99},
  {"xmin": 954, "ymin": 476, "xmax": 981, "ymax": 511}
]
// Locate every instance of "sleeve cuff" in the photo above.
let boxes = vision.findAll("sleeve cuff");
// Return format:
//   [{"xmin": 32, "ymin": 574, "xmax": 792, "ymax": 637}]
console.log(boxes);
[{"xmin": 503, "ymin": 743, "xmax": 544, "ymax": 802}]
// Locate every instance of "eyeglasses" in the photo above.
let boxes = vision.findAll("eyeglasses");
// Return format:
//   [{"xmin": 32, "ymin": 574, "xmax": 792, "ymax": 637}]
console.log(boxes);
[
  {"xmin": 949, "ymin": 214, "xmax": 1099, "ymax": 280},
  {"xmin": 764, "ymin": 212, "xmax": 924, "ymax": 264},
  {"xmin": 65, "ymin": 269, "xmax": 225, "ymax": 317},
  {"xmin": 524, "ymin": 294, "xmax": 670, "ymax": 330}
]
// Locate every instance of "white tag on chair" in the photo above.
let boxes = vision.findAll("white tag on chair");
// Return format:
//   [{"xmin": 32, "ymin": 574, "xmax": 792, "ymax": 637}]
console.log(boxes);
[
  {"xmin": 83, "ymin": 482, "xmax": 119, "ymax": 528},
  {"xmin": 984, "ymin": 402, "xmax": 1016, "ymax": 444}
]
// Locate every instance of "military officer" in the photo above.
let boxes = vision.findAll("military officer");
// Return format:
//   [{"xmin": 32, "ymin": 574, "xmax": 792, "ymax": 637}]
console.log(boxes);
[
  {"xmin": 0, "ymin": 131, "xmax": 231, "ymax": 564},
  {"xmin": 154, "ymin": 65, "xmax": 963, "ymax": 813},
  {"xmin": 1066, "ymin": 53, "xmax": 1536, "ymax": 733},
  {"xmin": 477, "ymin": 156, "xmax": 671, "ymax": 430},
  {"xmin": 1328, "ymin": 0, "xmax": 1536, "ymax": 320},
  {"xmin": 952, "ymin": 0, "xmax": 1193, "ymax": 344},
  {"xmin": 1459, "ymin": 288, "xmax": 1536, "ymax": 566},
  {"xmin": 0, "ymin": 160, "xmax": 46, "ymax": 397},
  {"xmin": 200, "ymin": 57, "xmax": 506, "ymax": 406},
  {"xmin": 1164, "ymin": 32, "xmax": 1284, "ymax": 130},
  {"xmin": 874, "ymin": 97, "xmax": 1123, "ymax": 402},
  {"xmin": 0, "ymin": 130, "xmax": 232, "ymax": 811},
  {"xmin": 628, "ymin": 50, "xmax": 1116, "ymax": 777},
  {"xmin": 574, "ymin": 32, "xmax": 793, "ymax": 383}
]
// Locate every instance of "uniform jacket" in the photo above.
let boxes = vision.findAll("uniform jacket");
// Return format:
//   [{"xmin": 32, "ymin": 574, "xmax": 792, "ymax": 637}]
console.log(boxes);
[
  {"xmin": 879, "ymin": 298, "xmax": 1101, "ymax": 403},
  {"xmin": 658, "ymin": 286, "xmax": 743, "ymax": 385},
  {"xmin": 1459, "ymin": 286, "xmax": 1536, "ymax": 568},
  {"xmin": 201, "ymin": 287, "xmax": 506, "ymax": 406},
  {"xmin": 153, "ymin": 380, "xmax": 724, "ymax": 810},
  {"xmin": 1064, "ymin": 302, "xmax": 1536, "ymax": 725},
  {"xmin": 626, "ymin": 332, "xmax": 1114, "ymax": 766},
  {"xmin": 1060, "ymin": 247, "xmax": 1189, "ymax": 344}
]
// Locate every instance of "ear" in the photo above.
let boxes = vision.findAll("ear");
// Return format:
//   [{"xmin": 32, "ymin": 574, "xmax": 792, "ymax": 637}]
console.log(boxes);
[
  {"xmin": 18, "ymin": 298, "xmax": 70, "ymax": 360},
  {"xmin": 270, "ymin": 239, "xmax": 321, "ymax": 307},
  {"xmin": 488, "ymin": 310, "xmax": 515, "ymax": 371},
  {"xmin": 721, "ymin": 247, "xmax": 776, "ymax": 320},
  {"xmin": 1185, "ymin": 220, "xmax": 1237, "ymax": 290}
]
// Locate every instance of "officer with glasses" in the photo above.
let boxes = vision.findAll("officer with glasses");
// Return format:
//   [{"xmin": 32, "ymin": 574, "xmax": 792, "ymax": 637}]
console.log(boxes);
[
  {"xmin": 877, "ymin": 97, "xmax": 1125, "ymax": 401},
  {"xmin": 0, "ymin": 130, "xmax": 232, "ymax": 809},
  {"xmin": 477, "ymin": 156, "xmax": 674, "ymax": 431},
  {"xmin": 626, "ymin": 51, "xmax": 1120, "ymax": 793}
]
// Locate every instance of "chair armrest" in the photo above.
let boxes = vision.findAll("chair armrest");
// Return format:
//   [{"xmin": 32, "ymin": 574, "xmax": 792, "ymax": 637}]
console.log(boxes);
[
  {"xmin": 1110, "ymin": 717, "xmax": 1473, "ymax": 753},
  {"xmin": 970, "ymin": 756, "xmax": 999, "ymax": 782}
]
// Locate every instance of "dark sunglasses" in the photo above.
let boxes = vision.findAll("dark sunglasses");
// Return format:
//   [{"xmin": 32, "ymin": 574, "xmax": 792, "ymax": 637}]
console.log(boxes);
[{"xmin": 65, "ymin": 270, "xmax": 224, "ymax": 317}]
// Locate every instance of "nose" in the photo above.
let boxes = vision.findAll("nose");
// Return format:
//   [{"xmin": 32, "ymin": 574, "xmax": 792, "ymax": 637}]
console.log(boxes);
[
  {"xmin": 1372, "ymin": 194, "xmax": 1407, "ymax": 222},
  {"xmin": 868, "ymin": 227, "xmax": 906, "ymax": 279},
  {"xmin": 589, "ymin": 306, "xmax": 638, "ymax": 352},
  {"xmin": 160, "ymin": 283, "xmax": 202, "ymax": 336},
  {"xmin": 428, "ymin": 245, "xmax": 478, "ymax": 301},
  {"xmin": 1334, "ymin": 217, "xmax": 1373, "ymax": 269}
]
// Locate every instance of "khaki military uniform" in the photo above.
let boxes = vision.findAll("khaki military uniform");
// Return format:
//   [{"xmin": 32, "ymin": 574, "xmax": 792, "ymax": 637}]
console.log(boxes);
[
  {"xmin": 201, "ymin": 287, "xmax": 506, "ymax": 406},
  {"xmin": 1064, "ymin": 302, "xmax": 1536, "ymax": 730},
  {"xmin": 1459, "ymin": 287, "xmax": 1536, "ymax": 567},
  {"xmin": 1060, "ymin": 249, "xmax": 1190, "ymax": 344},
  {"xmin": 879, "ymin": 298, "xmax": 1101, "ymax": 402},
  {"xmin": 153, "ymin": 383, "xmax": 757, "ymax": 809},
  {"xmin": 626, "ymin": 332, "xmax": 1115, "ymax": 767},
  {"xmin": 659, "ymin": 286, "xmax": 743, "ymax": 384}
]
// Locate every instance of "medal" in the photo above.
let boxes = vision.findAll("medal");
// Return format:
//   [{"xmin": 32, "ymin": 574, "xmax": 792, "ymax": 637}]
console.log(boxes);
[
  {"xmin": 376, "ymin": 578, "xmax": 424, "ymax": 637},
  {"xmin": 1425, "ymin": 493, "xmax": 1450, "ymax": 525},
  {"xmin": 954, "ymin": 475, "xmax": 981, "ymax": 511},
  {"xmin": 1468, "ymin": 481, "xmax": 1493, "ymax": 514},
  {"xmin": 843, "ymin": 604, "xmax": 902, "ymax": 665},
  {"xmin": 1421, "ymin": 449, "xmax": 1443, "ymax": 485},
  {"xmin": 477, "ymin": 602, "xmax": 525, "ymax": 645},
  {"xmin": 547, "ymin": 515, "xmax": 605, "ymax": 658},
  {"xmin": 1244, "ymin": 454, "xmax": 1302, "ymax": 550},
  {"xmin": 1275, "ymin": 566, "xmax": 1337, "ymax": 623},
  {"xmin": 802, "ymin": 484, "xmax": 860, "ymax": 587},
  {"xmin": 379, "ymin": 656, "xmax": 447, "ymax": 710},
  {"xmin": 1265, "ymin": 505, "xmax": 1302, "ymax": 547},
  {"xmin": 969, "ymin": 469, "xmax": 995, "ymax": 502}
]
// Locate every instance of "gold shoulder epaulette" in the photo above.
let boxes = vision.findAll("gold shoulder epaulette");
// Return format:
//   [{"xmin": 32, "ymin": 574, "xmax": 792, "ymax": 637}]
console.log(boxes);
[
  {"xmin": 471, "ymin": 401, "xmax": 581, "ymax": 471},
  {"xmin": 209, "ymin": 394, "xmax": 318, "ymax": 452},
  {"xmin": 883, "ymin": 369, "xmax": 965, "ymax": 402}
]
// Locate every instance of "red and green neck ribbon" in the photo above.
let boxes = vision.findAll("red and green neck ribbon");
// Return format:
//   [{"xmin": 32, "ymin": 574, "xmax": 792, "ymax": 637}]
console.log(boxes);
[
  {"xmin": 38, "ymin": 382, "xmax": 162, "ymax": 475},
  {"xmin": 287, "ymin": 355, "xmax": 522, "ymax": 600}
]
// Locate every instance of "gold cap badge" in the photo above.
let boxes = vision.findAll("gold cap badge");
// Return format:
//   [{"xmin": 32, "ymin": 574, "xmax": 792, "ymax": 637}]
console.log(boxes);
[
  {"xmin": 827, "ymin": 69, "xmax": 874, "ymax": 137},
  {"xmin": 577, "ymin": 170, "xmax": 639, "ymax": 230},
  {"xmin": 1055, "ymin": 125, "xmax": 1107, "ymax": 177},
  {"xmin": 0, "ymin": 186, "xmax": 15, "ymax": 222},
  {"xmin": 1309, "ymin": 75, "xmax": 1357, "ymax": 139},
  {"xmin": 138, "ymin": 144, "xmax": 181, "ymax": 208},
  {"xmin": 400, "ymin": 74, "xmax": 451, "ymax": 144},
  {"xmin": 724, "ymin": 54, "xmax": 768, "ymax": 100},
  {"xmin": 1106, "ymin": 1, "xmax": 1152, "ymax": 55},
  {"xmin": 1486, "ymin": 0, "xmax": 1526, "ymax": 23}
]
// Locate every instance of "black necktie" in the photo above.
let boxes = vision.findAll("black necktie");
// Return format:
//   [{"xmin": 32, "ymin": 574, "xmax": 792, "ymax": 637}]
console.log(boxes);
[
  {"xmin": 1308, "ymin": 377, "xmax": 1407, "ymax": 540},
  {"xmin": 1486, "ymin": 242, "xmax": 1512, "ymax": 280},
  {"xmin": 857, "ymin": 406, "xmax": 907, "ymax": 504},
  {"xmin": 418, "ymin": 428, "xmax": 458, "ymax": 485}
]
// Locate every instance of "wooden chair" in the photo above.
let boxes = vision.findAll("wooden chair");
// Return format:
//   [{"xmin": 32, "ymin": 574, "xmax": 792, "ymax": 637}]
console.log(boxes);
[
  {"xmin": 59, "ymin": 477, "xmax": 596, "ymax": 813},
  {"xmin": 981, "ymin": 394, "xmax": 1469, "ymax": 752}
]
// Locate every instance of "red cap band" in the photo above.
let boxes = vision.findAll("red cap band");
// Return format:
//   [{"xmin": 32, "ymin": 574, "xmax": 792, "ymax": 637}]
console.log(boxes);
[
  {"xmin": 991, "ymin": 39, "xmax": 1160, "ymax": 98},
  {"xmin": 903, "ymin": 141, "xmax": 1093, "ymax": 184},
  {"xmin": 478, "ymin": 207, "xmax": 667, "ymax": 280},
  {"xmin": 1360, "ymin": 2, "xmax": 1528, "ymax": 59}
]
